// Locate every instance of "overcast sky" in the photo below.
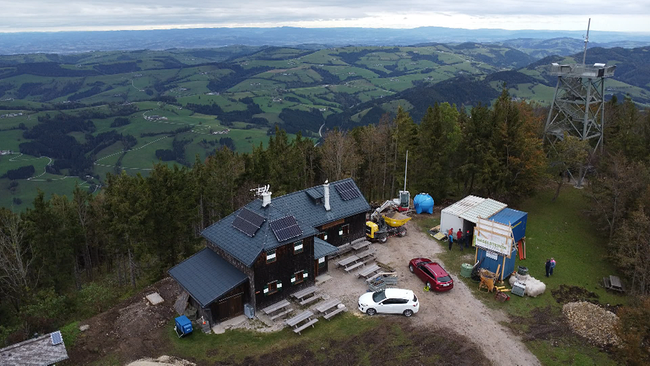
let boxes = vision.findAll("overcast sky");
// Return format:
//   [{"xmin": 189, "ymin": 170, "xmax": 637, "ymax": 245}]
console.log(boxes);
[{"xmin": 0, "ymin": 0, "xmax": 648, "ymax": 33}]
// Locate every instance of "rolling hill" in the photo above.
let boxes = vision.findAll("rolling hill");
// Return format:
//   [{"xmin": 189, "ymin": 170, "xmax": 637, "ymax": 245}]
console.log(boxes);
[{"xmin": 1, "ymin": 42, "xmax": 649, "ymax": 209}]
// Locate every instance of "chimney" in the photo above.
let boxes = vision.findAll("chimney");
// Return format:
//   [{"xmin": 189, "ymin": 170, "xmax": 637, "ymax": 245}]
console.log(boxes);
[
  {"xmin": 262, "ymin": 190, "xmax": 272, "ymax": 207},
  {"xmin": 323, "ymin": 180, "xmax": 331, "ymax": 211}
]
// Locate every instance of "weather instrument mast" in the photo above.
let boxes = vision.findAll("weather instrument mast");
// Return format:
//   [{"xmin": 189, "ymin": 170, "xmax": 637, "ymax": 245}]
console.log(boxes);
[{"xmin": 544, "ymin": 18, "xmax": 616, "ymax": 187}]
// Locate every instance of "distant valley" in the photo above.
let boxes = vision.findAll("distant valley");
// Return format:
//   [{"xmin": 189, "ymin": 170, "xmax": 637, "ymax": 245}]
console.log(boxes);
[{"xmin": 1, "ymin": 36, "xmax": 650, "ymax": 209}]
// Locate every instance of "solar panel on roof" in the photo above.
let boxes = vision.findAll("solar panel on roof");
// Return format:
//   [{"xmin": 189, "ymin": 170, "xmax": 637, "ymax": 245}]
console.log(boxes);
[
  {"xmin": 334, "ymin": 181, "xmax": 360, "ymax": 201},
  {"xmin": 238, "ymin": 207, "xmax": 265, "ymax": 228},
  {"xmin": 51, "ymin": 331, "xmax": 63, "ymax": 346},
  {"xmin": 269, "ymin": 216, "xmax": 303, "ymax": 242},
  {"xmin": 232, "ymin": 208, "xmax": 266, "ymax": 237}
]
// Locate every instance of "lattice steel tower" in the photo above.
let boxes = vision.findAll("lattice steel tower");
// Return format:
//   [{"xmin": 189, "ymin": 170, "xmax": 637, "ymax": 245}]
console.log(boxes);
[{"xmin": 544, "ymin": 19, "xmax": 616, "ymax": 187}]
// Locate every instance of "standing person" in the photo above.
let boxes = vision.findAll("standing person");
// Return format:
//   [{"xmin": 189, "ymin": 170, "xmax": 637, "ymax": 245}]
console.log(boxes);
[
  {"xmin": 457, "ymin": 229, "xmax": 463, "ymax": 251},
  {"xmin": 448, "ymin": 228, "xmax": 454, "ymax": 250},
  {"xmin": 550, "ymin": 258, "xmax": 556, "ymax": 275},
  {"xmin": 545, "ymin": 259, "xmax": 551, "ymax": 277},
  {"xmin": 465, "ymin": 229, "xmax": 472, "ymax": 249}
]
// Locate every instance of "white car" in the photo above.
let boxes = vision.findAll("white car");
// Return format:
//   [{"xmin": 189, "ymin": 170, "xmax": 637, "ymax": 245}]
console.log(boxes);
[{"xmin": 358, "ymin": 288, "xmax": 420, "ymax": 317}]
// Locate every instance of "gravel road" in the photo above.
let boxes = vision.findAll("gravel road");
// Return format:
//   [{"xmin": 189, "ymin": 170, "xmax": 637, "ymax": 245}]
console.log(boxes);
[{"xmin": 319, "ymin": 221, "xmax": 541, "ymax": 366}]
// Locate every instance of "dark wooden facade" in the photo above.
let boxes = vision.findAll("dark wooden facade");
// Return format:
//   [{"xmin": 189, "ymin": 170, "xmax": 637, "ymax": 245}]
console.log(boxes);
[
  {"xmin": 314, "ymin": 256, "xmax": 329, "ymax": 277},
  {"xmin": 316, "ymin": 212, "xmax": 367, "ymax": 247},
  {"xmin": 253, "ymin": 237, "xmax": 315, "ymax": 309}
]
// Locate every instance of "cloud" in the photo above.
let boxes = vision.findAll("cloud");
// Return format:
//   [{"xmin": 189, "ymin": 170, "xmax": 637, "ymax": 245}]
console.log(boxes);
[{"xmin": 0, "ymin": 1, "xmax": 648, "ymax": 32}]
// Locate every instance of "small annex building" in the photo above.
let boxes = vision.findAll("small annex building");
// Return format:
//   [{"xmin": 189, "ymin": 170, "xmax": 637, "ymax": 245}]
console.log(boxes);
[
  {"xmin": 440, "ymin": 195, "xmax": 528, "ymax": 280},
  {"xmin": 0, "ymin": 330, "xmax": 69, "ymax": 366},
  {"xmin": 169, "ymin": 178, "xmax": 370, "ymax": 326}
]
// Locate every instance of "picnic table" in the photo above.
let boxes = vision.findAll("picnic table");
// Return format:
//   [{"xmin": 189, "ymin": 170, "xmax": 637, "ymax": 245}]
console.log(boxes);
[
  {"xmin": 351, "ymin": 239, "xmax": 371, "ymax": 251},
  {"xmin": 356, "ymin": 247, "xmax": 375, "ymax": 261},
  {"xmin": 291, "ymin": 285, "xmax": 321, "ymax": 305},
  {"xmin": 336, "ymin": 254, "xmax": 359, "ymax": 268},
  {"xmin": 260, "ymin": 299, "xmax": 293, "ymax": 321},
  {"xmin": 357, "ymin": 263, "xmax": 381, "ymax": 279},
  {"xmin": 603, "ymin": 275, "xmax": 625, "ymax": 292},
  {"xmin": 315, "ymin": 298, "xmax": 347, "ymax": 320},
  {"xmin": 285, "ymin": 310, "xmax": 318, "ymax": 334}
]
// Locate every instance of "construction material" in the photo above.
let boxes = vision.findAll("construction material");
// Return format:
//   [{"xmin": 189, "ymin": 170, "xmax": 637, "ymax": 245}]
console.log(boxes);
[
  {"xmin": 511, "ymin": 282, "xmax": 526, "ymax": 297},
  {"xmin": 479, "ymin": 268, "xmax": 498, "ymax": 292},
  {"xmin": 495, "ymin": 291, "xmax": 510, "ymax": 302},
  {"xmin": 517, "ymin": 266, "xmax": 528, "ymax": 276},
  {"xmin": 509, "ymin": 272, "xmax": 546, "ymax": 297}
]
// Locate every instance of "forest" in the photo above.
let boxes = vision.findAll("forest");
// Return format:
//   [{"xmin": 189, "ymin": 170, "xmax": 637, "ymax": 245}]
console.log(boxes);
[{"xmin": 1, "ymin": 90, "xmax": 650, "ymax": 362}]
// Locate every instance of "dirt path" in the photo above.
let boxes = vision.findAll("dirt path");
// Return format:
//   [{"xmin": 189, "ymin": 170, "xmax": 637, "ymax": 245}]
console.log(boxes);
[{"xmin": 319, "ymin": 221, "xmax": 540, "ymax": 366}]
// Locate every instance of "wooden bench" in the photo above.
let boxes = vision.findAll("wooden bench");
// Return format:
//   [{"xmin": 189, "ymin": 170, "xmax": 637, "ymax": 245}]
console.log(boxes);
[
  {"xmin": 269, "ymin": 307, "xmax": 294, "ymax": 321},
  {"xmin": 344, "ymin": 261, "xmax": 365, "ymax": 273},
  {"xmin": 299, "ymin": 294, "xmax": 322, "ymax": 306},
  {"xmin": 260, "ymin": 299, "xmax": 291, "ymax": 315},
  {"xmin": 292, "ymin": 285, "xmax": 318, "ymax": 301},
  {"xmin": 351, "ymin": 239, "xmax": 371, "ymax": 251},
  {"xmin": 337, "ymin": 255, "xmax": 359, "ymax": 268},
  {"xmin": 357, "ymin": 263, "xmax": 381, "ymax": 279},
  {"xmin": 335, "ymin": 243, "xmax": 352, "ymax": 257},
  {"xmin": 603, "ymin": 275, "xmax": 625, "ymax": 292},
  {"xmin": 356, "ymin": 248, "xmax": 375, "ymax": 260},
  {"xmin": 315, "ymin": 298, "xmax": 346, "ymax": 320},
  {"xmin": 323, "ymin": 306, "xmax": 346, "ymax": 320},
  {"xmin": 286, "ymin": 310, "xmax": 318, "ymax": 335}
]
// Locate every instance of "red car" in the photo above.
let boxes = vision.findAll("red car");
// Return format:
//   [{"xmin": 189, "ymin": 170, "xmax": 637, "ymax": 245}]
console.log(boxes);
[{"xmin": 408, "ymin": 258, "xmax": 454, "ymax": 292}]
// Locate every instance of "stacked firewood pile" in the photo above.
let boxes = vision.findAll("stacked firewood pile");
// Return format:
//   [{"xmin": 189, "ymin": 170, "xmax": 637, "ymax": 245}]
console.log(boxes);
[{"xmin": 562, "ymin": 301, "xmax": 621, "ymax": 347}]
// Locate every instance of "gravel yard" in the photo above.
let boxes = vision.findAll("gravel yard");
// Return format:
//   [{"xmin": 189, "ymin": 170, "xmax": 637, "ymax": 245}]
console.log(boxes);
[{"xmin": 319, "ymin": 220, "xmax": 541, "ymax": 366}]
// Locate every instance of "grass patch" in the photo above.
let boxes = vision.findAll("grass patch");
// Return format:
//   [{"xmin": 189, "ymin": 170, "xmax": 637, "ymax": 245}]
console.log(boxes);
[
  {"xmin": 414, "ymin": 184, "xmax": 629, "ymax": 365},
  {"xmin": 169, "ymin": 313, "xmax": 379, "ymax": 364},
  {"xmin": 60, "ymin": 321, "xmax": 81, "ymax": 348}
]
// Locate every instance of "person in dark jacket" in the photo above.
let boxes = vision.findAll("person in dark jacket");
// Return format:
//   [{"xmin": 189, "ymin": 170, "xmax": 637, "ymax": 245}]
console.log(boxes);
[
  {"xmin": 545, "ymin": 259, "xmax": 551, "ymax": 277},
  {"xmin": 550, "ymin": 258, "xmax": 556, "ymax": 275},
  {"xmin": 465, "ymin": 229, "xmax": 472, "ymax": 249}
]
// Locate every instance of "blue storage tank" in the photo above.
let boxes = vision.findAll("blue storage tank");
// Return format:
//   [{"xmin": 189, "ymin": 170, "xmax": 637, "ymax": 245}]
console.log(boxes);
[
  {"xmin": 488, "ymin": 208, "xmax": 528, "ymax": 242},
  {"xmin": 413, "ymin": 193, "xmax": 434, "ymax": 214}
]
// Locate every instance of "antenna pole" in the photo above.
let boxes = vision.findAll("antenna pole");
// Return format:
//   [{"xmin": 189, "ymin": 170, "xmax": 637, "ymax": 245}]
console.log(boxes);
[
  {"xmin": 582, "ymin": 18, "xmax": 591, "ymax": 66},
  {"xmin": 404, "ymin": 150, "xmax": 408, "ymax": 192}
]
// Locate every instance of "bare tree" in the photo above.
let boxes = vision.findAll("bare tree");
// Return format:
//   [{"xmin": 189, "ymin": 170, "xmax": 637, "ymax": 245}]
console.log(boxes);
[
  {"xmin": 319, "ymin": 129, "xmax": 361, "ymax": 181},
  {"xmin": 0, "ymin": 210, "xmax": 38, "ymax": 311}
]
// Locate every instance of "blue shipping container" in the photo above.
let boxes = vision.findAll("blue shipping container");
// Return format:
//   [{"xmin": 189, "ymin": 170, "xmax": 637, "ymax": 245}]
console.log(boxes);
[
  {"xmin": 477, "ymin": 245, "xmax": 518, "ymax": 279},
  {"xmin": 488, "ymin": 208, "xmax": 528, "ymax": 242}
]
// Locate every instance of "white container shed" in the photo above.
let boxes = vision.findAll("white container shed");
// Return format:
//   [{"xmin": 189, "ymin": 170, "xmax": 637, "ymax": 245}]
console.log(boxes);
[{"xmin": 440, "ymin": 196, "xmax": 507, "ymax": 235}]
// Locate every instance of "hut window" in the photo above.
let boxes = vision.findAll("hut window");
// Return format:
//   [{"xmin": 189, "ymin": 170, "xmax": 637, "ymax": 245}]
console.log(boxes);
[
  {"xmin": 266, "ymin": 250, "xmax": 276, "ymax": 264},
  {"xmin": 318, "ymin": 231, "xmax": 328, "ymax": 241},
  {"xmin": 291, "ymin": 270, "xmax": 308, "ymax": 285},
  {"xmin": 339, "ymin": 224, "xmax": 350, "ymax": 236},
  {"xmin": 264, "ymin": 280, "xmax": 282, "ymax": 295},
  {"xmin": 294, "ymin": 240, "xmax": 304, "ymax": 254},
  {"xmin": 318, "ymin": 257, "xmax": 326, "ymax": 268}
]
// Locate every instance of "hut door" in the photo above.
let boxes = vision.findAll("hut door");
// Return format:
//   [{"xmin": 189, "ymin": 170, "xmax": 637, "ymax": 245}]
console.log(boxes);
[{"xmin": 217, "ymin": 292, "xmax": 244, "ymax": 321}]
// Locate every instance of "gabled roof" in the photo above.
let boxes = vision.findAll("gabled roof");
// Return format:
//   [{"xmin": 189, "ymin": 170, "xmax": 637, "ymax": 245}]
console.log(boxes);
[
  {"xmin": 0, "ymin": 331, "xmax": 69, "ymax": 365},
  {"xmin": 460, "ymin": 198, "xmax": 507, "ymax": 223},
  {"xmin": 168, "ymin": 248, "xmax": 248, "ymax": 307},
  {"xmin": 202, "ymin": 178, "xmax": 370, "ymax": 267},
  {"xmin": 314, "ymin": 237, "xmax": 338, "ymax": 259},
  {"xmin": 441, "ymin": 195, "xmax": 485, "ymax": 216}
]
